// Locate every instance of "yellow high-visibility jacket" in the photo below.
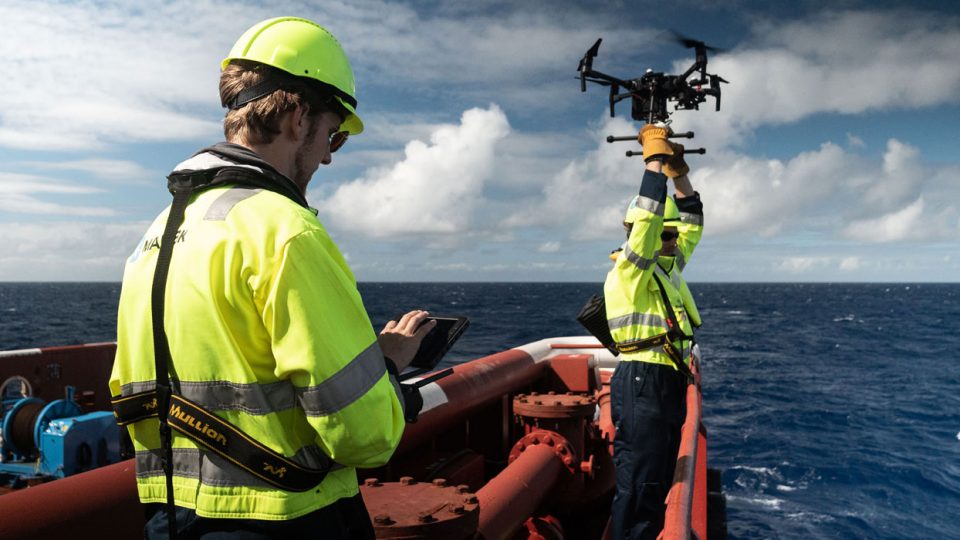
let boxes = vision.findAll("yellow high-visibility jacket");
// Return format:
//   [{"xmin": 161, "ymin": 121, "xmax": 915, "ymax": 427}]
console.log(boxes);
[
  {"xmin": 110, "ymin": 146, "xmax": 406, "ymax": 520},
  {"xmin": 604, "ymin": 170, "xmax": 703, "ymax": 368}
]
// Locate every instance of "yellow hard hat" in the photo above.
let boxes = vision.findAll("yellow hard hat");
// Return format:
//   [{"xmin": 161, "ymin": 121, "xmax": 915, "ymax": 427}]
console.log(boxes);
[
  {"xmin": 623, "ymin": 195, "xmax": 680, "ymax": 226},
  {"xmin": 223, "ymin": 17, "xmax": 363, "ymax": 134}
]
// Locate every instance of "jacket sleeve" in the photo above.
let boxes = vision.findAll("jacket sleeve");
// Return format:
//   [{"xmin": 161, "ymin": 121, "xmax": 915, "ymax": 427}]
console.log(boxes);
[
  {"xmin": 260, "ymin": 229, "xmax": 406, "ymax": 469},
  {"xmin": 674, "ymin": 192, "xmax": 703, "ymax": 272},
  {"xmin": 612, "ymin": 169, "xmax": 669, "ymax": 289}
]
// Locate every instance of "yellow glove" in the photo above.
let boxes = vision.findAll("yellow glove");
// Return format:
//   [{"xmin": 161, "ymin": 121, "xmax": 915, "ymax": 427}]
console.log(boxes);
[
  {"xmin": 662, "ymin": 142, "xmax": 689, "ymax": 178},
  {"xmin": 638, "ymin": 124, "xmax": 674, "ymax": 163}
]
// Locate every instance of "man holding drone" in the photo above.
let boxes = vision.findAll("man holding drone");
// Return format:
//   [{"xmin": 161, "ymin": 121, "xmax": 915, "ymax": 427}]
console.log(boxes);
[{"xmin": 604, "ymin": 124, "xmax": 704, "ymax": 540}]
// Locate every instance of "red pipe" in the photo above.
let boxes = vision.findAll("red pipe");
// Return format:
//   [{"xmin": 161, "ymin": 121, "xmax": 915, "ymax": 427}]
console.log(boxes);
[
  {"xmin": 661, "ymin": 364, "xmax": 702, "ymax": 540},
  {"xmin": 0, "ymin": 460, "xmax": 142, "ymax": 539},
  {"xmin": 477, "ymin": 442, "xmax": 566, "ymax": 540},
  {"xmin": 399, "ymin": 348, "xmax": 546, "ymax": 454}
]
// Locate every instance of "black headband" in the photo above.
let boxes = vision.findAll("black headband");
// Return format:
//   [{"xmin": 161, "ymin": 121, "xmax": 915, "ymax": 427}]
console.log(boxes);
[{"xmin": 223, "ymin": 70, "xmax": 357, "ymax": 111}]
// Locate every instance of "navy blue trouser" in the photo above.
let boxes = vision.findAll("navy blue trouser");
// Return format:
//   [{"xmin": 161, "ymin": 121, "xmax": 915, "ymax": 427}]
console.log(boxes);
[
  {"xmin": 609, "ymin": 360, "xmax": 688, "ymax": 540},
  {"xmin": 143, "ymin": 493, "xmax": 376, "ymax": 539}
]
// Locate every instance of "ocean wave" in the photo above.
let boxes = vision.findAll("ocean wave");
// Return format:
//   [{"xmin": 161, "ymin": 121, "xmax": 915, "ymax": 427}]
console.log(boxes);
[
  {"xmin": 727, "ymin": 494, "xmax": 784, "ymax": 510},
  {"xmin": 785, "ymin": 511, "xmax": 835, "ymax": 524}
]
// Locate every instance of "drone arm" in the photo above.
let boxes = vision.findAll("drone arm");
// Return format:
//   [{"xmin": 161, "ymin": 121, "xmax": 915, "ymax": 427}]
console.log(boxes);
[
  {"xmin": 583, "ymin": 69, "xmax": 633, "ymax": 89},
  {"xmin": 707, "ymin": 74, "xmax": 727, "ymax": 111}
]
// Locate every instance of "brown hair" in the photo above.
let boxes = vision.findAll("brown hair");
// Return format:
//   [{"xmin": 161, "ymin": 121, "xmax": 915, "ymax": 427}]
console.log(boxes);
[{"xmin": 219, "ymin": 60, "xmax": 345, "ymax": 144}]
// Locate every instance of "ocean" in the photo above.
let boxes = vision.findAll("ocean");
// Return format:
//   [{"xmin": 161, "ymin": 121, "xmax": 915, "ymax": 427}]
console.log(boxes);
[{"xmin": 1, "ymin": 282, "xmax": 958, "ymax": 539}]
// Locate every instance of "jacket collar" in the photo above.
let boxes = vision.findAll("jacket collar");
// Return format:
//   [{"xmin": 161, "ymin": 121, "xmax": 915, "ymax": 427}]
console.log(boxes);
[{"xmin": 171, "ymin": 143, "xmax": 309, "ymax": 209}]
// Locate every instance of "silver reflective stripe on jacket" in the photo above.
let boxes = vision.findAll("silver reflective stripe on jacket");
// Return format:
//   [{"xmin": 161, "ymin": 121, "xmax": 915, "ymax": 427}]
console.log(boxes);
[
  {"xmin": 680, "ymin": 211, "xmax": 703, "ymax": 226},
  {"xmin": 623, "ymin": 243, "xmax": 657, "ymax": 271},
  {"xmin": 635, "ymin": 195, "xmax": 664, "ymax": 215},
  {"xmin": 607, "ymin": 312, "xmax": 669, "ymax": 331},
  {"xmin": 120, "ymin": 343, "xmax": 389, "ymax": 417},
  {"xmin": 296, "ymin": 342, "xmax": 388, "ymax": 417},
  {"xmin": 135, "ymin": 446, "xmax": 341, "ymax": 488},
  {"xmin": 204, "ymin": 187, "xmax": 263, "ymax": 221}
]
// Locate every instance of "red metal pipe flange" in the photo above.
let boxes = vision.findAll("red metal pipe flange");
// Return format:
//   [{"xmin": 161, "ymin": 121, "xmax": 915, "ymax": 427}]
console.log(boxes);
[
  {"xmin": 509, "ymin": 430, "xmax": 578, "ymax": 475},
  {"xmin": 513, "ymin": 391, "xmax": 595, "ymax": 419},
  {"xmin": 360, "ymin": 477, "xmax": 480, "ymax": 539}
]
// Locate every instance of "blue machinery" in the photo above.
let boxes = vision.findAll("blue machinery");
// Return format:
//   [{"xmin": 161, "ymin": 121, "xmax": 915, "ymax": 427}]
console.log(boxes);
[{"xmin": 0, "ymin": 376, "xmax": 120, "ymax": 487}]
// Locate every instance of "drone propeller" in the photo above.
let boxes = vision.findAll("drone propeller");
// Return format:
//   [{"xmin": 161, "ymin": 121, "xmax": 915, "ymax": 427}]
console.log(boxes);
[
  {"xmin": 577, "ymin": 38, "xmax": 602, "ymax": 72},
  {"xmin": 578, "ymin": 38, "xmax": 603, "ymax": 91},
  {"xmin": 668, "ymin": 30, "xmax": 725, "ymax": 53},
  {"xmin": 585, "ymin": 38, "xmax": 602, "ymax": 59}
]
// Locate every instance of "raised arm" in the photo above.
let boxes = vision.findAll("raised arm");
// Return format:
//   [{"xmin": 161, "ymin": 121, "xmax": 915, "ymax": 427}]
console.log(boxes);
[{"xmin": 662, "ymin": 143, "xmax": 703, "ymax": 269}]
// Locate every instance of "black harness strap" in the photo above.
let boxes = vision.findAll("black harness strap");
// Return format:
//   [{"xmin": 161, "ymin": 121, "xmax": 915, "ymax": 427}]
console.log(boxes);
[
  {"xmin": 651, "ymin": 272, "xmax": 695, "ymax": 381},
  {"xmin": 137, "ymin": 166, "xmax": 327, "ymax": 535},
  {"xmin": 616, "ymin": 332, "xmax": 672, "ymax": 353},
  {"xmin": 151, "ymin": 182, "xmax": 192, "ymax": 538},
  {"xmin": 111, "ymin": 390, "xmax": 159, "ymax": 425},
  {"xmin": 613, "ymin": 272, "xmax": 695, "ymax": 381},
  {"xmin": 112, "ymin": 391, "xmax": 332, "ymax": 491}
]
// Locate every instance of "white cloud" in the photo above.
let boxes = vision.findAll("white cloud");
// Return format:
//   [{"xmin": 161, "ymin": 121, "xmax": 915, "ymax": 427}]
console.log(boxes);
[
  {"xmin": 504, "ymin": 116, "xmax": 645, "ymax": 239},
  {"xmin": 0, "ymin": 173, "xmax": 99, "ymax": 195},
  {"xmin": 339, "ymin": 5, "xmax": 655, "ymax": 109},
  {"xmin": 695, "ymin": 143, "xmax": 855, "ymax": 235},
  {"xmin": 839, "ymin": 256, "xmax": 861, "ymax": 271},
  {"xmin": 517, "ymin": 131, "xmax": 854, "ymax": 240},
  {"xmin": 538, "ymin": 241, "xmax": 561, "ymax": 253},
  {"xmin": 676, "ymin": 10, "xmax": 960, "ymax": 150},
  {"xmin": 776, "ymin": 256, "xmax": 831, "ymax": 273},
  {"xmin": 862, "ymin": 139, "xmax": 922, "ymax": 212},
  {"xmin": 843, "ymin": 197, "xmax": 925, "ymax": 243},
  {"xmin": 3, "ymin": 3, "xmax": 957, "ymax": 157},
  {"xmin": 0, "ymin": 1, "xmax": 236, "ymax": 150},
  {"xmin": 0, "ymin": 172, "xmax": 116, "ymax": 216},
  {"xmin": 315, "ymin": 105, "xmax": 510, "ymax": 236},
  {"xmin": 0, "ymin": 221, "xmax": 147, "ymax": 280},
  {"xmin": 840, "ymin": 141, "xmax": 959, "ymax": 243},
  {"xmin": 21, "ymin": 159, "xmax": 153, "ymax": 183},
  {"xmin": 0, "ymin": 195, "xmax": 117, "ymax": 217},
  {"xmin": 513, "ymin": 128, "xmax": 959, "ymax": 246},
  {"xmin": 846, "ymin": 134, "xmax": 865, "ymax": 149},
  {"xmin": 0, "ymin": 1, "xmax": 655, "ymax": 151}
]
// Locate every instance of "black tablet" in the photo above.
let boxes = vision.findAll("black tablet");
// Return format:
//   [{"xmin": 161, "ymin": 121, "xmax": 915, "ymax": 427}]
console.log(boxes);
[{"xmin": 396, "ymin": 315, "xmax": 469, "ymax": 371}]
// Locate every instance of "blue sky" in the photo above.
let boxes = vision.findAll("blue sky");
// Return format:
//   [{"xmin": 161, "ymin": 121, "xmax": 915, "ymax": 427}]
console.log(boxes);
[{"xmin": 1, "ymin": 0, "xmax": 958, "ymax": 282}]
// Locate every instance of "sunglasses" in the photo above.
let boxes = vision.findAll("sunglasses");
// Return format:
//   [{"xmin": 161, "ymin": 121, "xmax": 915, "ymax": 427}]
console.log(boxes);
[
  {"xmin": 329, "ymin": 131, "xmax": 349, "ymax": 153},
  {"xmin": 661, "ymin": 230, "xmax": 679, "ymax": 241}
]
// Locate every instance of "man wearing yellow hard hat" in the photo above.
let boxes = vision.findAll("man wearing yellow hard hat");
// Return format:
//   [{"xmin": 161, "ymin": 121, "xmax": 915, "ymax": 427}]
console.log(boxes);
[
  {"xmin": 111, "ymin": 17, "xmax": 432, "ymax": 539},
  {"xmin": 604, "ymin": 124, "xmax": 704, "ymax": 539}
]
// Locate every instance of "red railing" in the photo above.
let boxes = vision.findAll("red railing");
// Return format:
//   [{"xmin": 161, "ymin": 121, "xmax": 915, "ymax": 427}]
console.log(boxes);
[{"xmin": 661, "ymin": 361, "xmax": 707, "ymax": 540}]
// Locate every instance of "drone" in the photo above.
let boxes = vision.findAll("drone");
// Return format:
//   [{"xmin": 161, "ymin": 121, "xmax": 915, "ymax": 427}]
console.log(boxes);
[{"xmin": 577, "ymin": 34, "xmax": 729, "ymax": 156}]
